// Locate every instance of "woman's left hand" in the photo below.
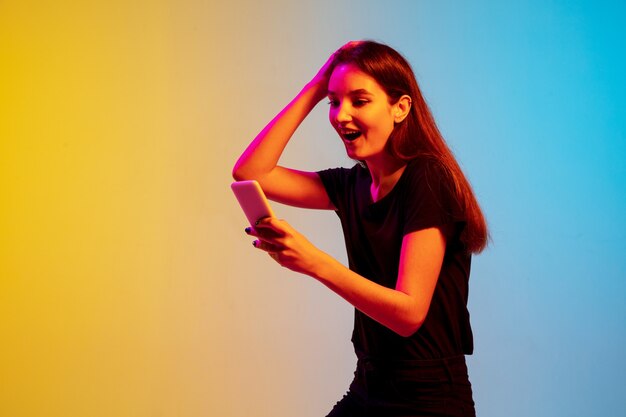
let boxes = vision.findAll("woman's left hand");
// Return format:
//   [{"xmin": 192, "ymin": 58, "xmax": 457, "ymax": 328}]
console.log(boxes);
[{"xmin": 246, "ymin": 217, "xmax": 329, "ymax": 277}]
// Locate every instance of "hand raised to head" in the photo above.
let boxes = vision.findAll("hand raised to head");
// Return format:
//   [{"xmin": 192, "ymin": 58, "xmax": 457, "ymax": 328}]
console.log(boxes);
[{"xmin": 309, "ymin": 40, "xmax": 364, "ymax": 101}]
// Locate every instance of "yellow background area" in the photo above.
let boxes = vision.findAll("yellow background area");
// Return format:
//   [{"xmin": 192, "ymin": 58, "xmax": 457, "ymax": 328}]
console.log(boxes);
[
  {"xmin": 3, "ymin": 2, "xmax": 183, "ymax": 415},
  {"xmin": 1, "ymin": 1, "xmax": 352, "ymax": 416}
]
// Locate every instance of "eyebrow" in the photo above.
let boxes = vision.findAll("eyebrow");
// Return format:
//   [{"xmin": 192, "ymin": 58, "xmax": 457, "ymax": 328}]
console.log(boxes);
[{"xmin": 327, "ymin": 88, "xmax": 373, "ymax": 96}]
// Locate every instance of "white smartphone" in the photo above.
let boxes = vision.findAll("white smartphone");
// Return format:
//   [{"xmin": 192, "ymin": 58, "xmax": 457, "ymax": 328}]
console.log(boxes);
[{"xmin": 230, "ymin": 180, "xmax": 275, "ymax": 226}]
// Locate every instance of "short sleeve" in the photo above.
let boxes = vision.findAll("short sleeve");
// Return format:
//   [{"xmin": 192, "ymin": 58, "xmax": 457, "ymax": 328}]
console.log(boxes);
[
  {"xmin": 317, "ymin": 167, "xmax": 351, "ymax": 213},
  {"xmin": 402, "ymin": 161, "xmax": 464, "ymax": 237}
]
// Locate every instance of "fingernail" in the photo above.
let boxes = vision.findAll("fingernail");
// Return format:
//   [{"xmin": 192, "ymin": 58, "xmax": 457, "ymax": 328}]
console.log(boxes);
[{"xmin": 244, "ymin": 227, "xmax": 251, "ymax": 234}]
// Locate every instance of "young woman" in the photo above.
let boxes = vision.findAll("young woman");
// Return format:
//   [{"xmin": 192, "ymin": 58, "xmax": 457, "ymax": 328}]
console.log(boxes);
[{"xmin": 232, "ymin": 40, "xmax": 488, "ymax": 417}]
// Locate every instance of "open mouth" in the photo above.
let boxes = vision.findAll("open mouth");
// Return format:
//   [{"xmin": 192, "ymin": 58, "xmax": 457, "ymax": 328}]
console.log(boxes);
[{"xmin": 340, "ymin": 129, "xmax": 362, "ymax": 142}]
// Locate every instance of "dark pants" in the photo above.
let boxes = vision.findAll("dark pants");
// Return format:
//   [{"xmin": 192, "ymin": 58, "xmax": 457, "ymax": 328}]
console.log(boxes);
[{"xmin": 326, "ymin": 352, "xmax": 475, "ymax": 417}]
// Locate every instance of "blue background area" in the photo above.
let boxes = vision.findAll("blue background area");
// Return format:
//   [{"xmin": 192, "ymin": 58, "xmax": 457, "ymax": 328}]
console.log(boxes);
[
  {"xmin": 304, "ymin": 1, "xmax": 626, "ymax": 415},
  {"xmin": 404, "ymin": 2, "xmax": 626, "ymax": 415}
]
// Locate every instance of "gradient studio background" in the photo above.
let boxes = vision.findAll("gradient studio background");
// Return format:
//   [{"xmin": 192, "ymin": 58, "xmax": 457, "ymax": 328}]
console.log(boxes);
[{"xmin": 1, "ymin": 1, "xmax": 624, "ymax": 416}]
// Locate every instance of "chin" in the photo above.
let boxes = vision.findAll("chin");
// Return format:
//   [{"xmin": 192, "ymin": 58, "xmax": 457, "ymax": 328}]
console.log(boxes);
[{"xmin": 343, "ymin": 146, "xmax": 359, "ymax": 160}]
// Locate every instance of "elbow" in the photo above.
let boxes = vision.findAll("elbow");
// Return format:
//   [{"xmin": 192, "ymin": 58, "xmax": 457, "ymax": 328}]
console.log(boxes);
[
  {"xmin": 232, "ymin": 166, "xmax": 244, "ymax": 181},
  {"xmin": 231, "ymin": 160, "xmax": 245, "ymax": 181},
  {"xmin": 232, "ymin": 159, "xmax": 264, "ymax": 182},
  {"xmin": 231, "ymin": 161, "xmax": 251, "ymax": 181},
  {"xmin": 395, "ymin": 314, "xmax": 426, "ymax": 338},
  {"xmin": 396, "ymin": 322, "xmax": 423, "ymax": 338}
]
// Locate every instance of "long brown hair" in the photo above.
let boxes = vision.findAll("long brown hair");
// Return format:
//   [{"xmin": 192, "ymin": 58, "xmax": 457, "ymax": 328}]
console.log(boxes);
[{"xmin": 330, "ymin": 41, "xmax": 489, "ymax": 253}]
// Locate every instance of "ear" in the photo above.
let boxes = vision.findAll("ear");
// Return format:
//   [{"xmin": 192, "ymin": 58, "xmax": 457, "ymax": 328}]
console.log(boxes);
[{"xmin": 393, "ymin": 95, "xmax": 412, "ymax": 123}]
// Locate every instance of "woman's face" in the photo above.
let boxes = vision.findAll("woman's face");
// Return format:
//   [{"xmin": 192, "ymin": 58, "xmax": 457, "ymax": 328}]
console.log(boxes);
[{"xmin": 327, "ymin": 64, "xmax": 398, "ymax": 163}]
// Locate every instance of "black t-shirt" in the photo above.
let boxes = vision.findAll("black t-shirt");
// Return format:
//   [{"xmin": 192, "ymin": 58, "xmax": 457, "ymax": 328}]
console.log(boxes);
[{"xmin": 317, "ymin": 158, "xmax": 473, "ymax": 360}]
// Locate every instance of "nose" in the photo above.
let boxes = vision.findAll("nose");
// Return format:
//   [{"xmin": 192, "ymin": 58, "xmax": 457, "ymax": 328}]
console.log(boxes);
[{"xmin": 332, "ymin": 101, "xmax": 352, "ymax": 125}]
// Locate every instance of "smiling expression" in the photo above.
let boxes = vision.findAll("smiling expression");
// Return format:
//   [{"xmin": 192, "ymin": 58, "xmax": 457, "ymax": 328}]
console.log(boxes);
[{"xmin": 327, "ymin": 64, "xmax": 402, "ymax": 163}]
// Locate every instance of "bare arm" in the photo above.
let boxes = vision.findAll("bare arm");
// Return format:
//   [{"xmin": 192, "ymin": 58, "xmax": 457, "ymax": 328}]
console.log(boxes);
[
  {"xmin": 251, "ymin": 218, "xmax": 445, "ymax": 337},
  {"xmin": 232, "ymin": 81, "xmax": 333, "ymax": 210},
  {"xmin": 232, "ymin": 51, "xmax": 340, "ymax": 210}
]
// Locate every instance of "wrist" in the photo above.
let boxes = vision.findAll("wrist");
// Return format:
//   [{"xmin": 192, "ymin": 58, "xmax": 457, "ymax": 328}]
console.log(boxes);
[
  {"xmin": 303, "ymin": 78, "xmax": 328, "ymax": 103},
  {"xmin": 309, "ymin": 250, "xmax": 340, "ymax": 282}
]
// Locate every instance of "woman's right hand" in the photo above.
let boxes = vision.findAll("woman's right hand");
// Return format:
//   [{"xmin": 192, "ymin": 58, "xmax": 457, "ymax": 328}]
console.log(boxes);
[
  {"xmin": 232, "ymin": 41, "xmax": 362, "ymax": 211},
  {"xmin": 309, "ymin": 41, "xmax": 362, "ymax": 102}
]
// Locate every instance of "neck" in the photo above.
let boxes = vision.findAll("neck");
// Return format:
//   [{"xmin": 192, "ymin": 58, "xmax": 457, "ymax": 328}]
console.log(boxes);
[{"xmin": 365, "ymin": 155, "xmax": 407, "ymax": 202}]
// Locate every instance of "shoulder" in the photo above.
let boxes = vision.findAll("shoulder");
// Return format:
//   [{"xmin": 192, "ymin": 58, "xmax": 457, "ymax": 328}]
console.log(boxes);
[
  {"xmin": 400, "ymin": 157, "xmax": 463, "ymax": 232},
  {"xmin": 403, "ymin": 157, "xmax": 452, "ymax": 193},
  {"xmin": 317, "ymin": 164, "xmax": 362, "ymax": 209},
  {"xmin": 317, "ymin": 163, "xmax": 363, "ymax": 187}
]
